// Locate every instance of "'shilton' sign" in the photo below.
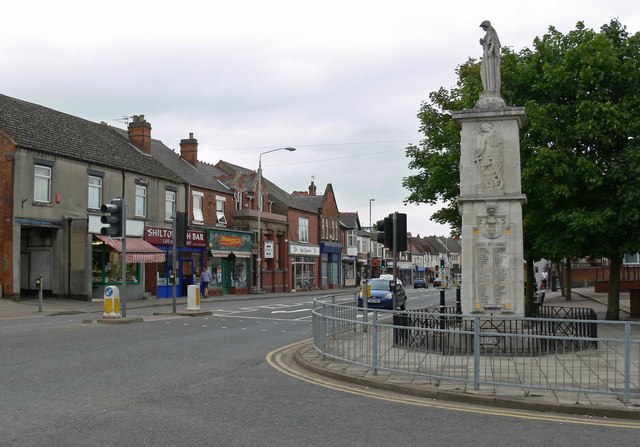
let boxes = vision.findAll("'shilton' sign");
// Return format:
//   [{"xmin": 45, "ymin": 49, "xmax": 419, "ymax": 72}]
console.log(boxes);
[{"xmin": 144, "ymin": 226, "xmax": 206, "ymax": 247}]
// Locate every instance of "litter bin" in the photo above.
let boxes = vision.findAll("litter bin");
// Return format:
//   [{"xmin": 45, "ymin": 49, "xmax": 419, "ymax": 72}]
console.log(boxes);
[{"xmin": 630, "ymin": 289, "xmax": 640, "ymax": 318}]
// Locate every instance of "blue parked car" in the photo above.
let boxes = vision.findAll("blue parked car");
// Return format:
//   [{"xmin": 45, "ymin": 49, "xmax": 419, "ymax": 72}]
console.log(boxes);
[
  {"xmin": 413, "ymin": 278, "xmax": 427, "ymax": 289},
  {"xmin": 357, "ymin": 277, "xmax": 407, "ymax": 310}
]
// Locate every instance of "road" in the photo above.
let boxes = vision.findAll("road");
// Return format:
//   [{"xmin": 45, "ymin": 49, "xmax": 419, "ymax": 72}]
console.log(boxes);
[{"xmin": 1, "ymin": 289, "xmax": 638, "ymax": 446}]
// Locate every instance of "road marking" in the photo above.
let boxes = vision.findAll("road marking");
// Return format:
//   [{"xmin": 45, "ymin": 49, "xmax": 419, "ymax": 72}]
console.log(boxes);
[
  {"xmin": 267, "ymin": 340, "xmax": 640, "ymax": 429},
  {"xmin": 271, "ymin": 309, "xmax": 311, "ymax": 314}
]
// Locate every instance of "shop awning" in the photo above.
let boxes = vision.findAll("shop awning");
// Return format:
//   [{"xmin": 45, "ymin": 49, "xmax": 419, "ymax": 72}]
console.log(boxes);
[
  {"xmin": 96, "ymin": 235, "xmax": 166, "ymax": 264},
  {"xmin": 210, "ymin": 250, "xmax": 251, "ymax": 258}
]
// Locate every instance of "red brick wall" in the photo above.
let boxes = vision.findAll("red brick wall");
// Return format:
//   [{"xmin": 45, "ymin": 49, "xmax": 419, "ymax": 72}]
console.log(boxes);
[{"xmin": 0, "ymin": 132, "xmax": 15, "ymax": 296}]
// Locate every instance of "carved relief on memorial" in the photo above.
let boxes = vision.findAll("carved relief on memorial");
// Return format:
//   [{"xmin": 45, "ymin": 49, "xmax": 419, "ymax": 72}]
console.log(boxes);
[
  {"xmin": 476, "ymin": 202, "xmax": 508, "ymax": 239},
  {"xmin": 474, "ymin": 123, "xmax": 504, "ymax": 192}
]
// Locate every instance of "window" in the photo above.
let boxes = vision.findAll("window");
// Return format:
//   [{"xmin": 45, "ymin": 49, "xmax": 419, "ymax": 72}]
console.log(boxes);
[
  {"xmin": 299, "ymin": 217, "xmax": 309, "ymax": 243},
  {"xmin": 165, "ymin": 190, "xmax": 176, "ymax": 221},
  {"xmin": 234, "ymin": 191, "xmax": 243, "ymax": 210},
  {"xmin": 347, "ymin": 230, "xmax": 357, "ymax": 247},
  {"xmin": 34, "ymin": 165, "xmax": 51, "ymax": 203},
  {"xmin": 192, "ymin": 192, "xmax": 204, "ymax": 222},
  {"xmin": 216, "ymin": 196, "xmax": 227, "ymax": 225},
  {"xmin": 624, "ymin": 253, "xmax": 640, "ymax": 265},
  {"xmin": 135, "ymin": 184, "xmax": 147, "ymax": 217},
  {"xmin": 88, "ymin": 175, "xmax": 102, "ymax": 209}
]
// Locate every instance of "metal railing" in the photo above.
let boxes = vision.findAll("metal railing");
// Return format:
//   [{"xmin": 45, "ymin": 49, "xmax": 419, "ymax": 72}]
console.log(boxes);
[{"xmin": 312, "ymin": 296, "xmax": 640, "ymax": 403}]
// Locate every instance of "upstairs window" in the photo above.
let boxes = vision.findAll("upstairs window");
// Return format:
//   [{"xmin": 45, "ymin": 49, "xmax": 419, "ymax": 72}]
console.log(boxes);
[
  {"xmin": 135, "ymin": 185, "xmax": 147, "ymax": 217},
  {"xmin": 88, "ymin": 175, "xmax": 102, "ymax": 210},
  {"xmin": 165, "ymin": 190, "xmax": 176, "ymax": 221},
  {"xmin": 299, "ymin": 217, "xmax": 309, "ymax": 243},
  {"xmin": 34, "ymin": 165, "xmax": 51, "ymax": 203},
  {"xmin": 192, "ymin": 192, "xmax": 204, "ymax": 223},
  {"xmin": 216, "ymin": 196, "xmax": 227, "ymax": 225},
  {"xmin": 347, "ymin": 230, "xmax": 357, "ymax": 247}
]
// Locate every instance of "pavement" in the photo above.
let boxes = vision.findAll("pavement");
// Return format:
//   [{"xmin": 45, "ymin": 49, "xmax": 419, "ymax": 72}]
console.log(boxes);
[{"xmin": 2, "ymin": 287, "xmax": 640, "ymax": 419}]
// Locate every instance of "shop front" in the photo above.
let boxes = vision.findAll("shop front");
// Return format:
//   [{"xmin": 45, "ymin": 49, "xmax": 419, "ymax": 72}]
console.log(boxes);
[
  {"xmin": 92, "ymin": 234, "xmax": 166, "ymax": 299},
  {"xmin": 290, "ymin": 243, "xmax": 319, "ymax": 291},
  {"xmin": 342, "ymin": 255, "xmax": 356, "ymax": 287},
  {"xmin": 207, "ymin": 229, "xmax": 252, "ymax": 295},
  {"xmin": 143, "ymin": 226, "xmax": 207, "ymax": 299},
  {"xmin": 320, "ymin": 242, "xmax": 342, "ymax": 289}
]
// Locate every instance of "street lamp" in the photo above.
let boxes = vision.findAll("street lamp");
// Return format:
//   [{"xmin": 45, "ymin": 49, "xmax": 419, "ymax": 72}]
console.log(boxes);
[
  {"xmin": 256, "ymin": 147, "xmax": 296, "ymax": 294},
  {"xmin": 369, "ymin": 198, "xmax": 375, "ymax": 274},
  {"xmin": 369, "ymin": 198, "xmax": 375, "ymax": 230}
]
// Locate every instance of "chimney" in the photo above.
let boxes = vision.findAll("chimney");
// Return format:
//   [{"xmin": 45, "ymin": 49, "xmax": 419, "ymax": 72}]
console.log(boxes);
[
  {"xmin": 128, "ymin": 115, "xmax": 152, "ymax": 154},
  {"xmin": 180, "ymin": 132, "xmax": 198, "ymax": 167},
  {"xmin": 308, "ymin": 180, "xmax": 317, "ymax": 196}
]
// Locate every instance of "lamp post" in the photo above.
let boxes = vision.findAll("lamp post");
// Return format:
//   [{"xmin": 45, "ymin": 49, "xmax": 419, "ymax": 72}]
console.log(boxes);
[
  {"xmin": 369, "ymin": 198, "xmax": 375, "ymax": 230},
  {"xmin": 369, "ymin": 198, "xmax": 375, "ymax": 277},
  {"xmin": 256, "ymin": 147, "xmax": 296, "ymax": 294}
]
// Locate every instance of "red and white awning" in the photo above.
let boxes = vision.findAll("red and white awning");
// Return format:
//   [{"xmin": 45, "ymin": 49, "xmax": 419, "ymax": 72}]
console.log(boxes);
[{"xmin": 96, "ymin": 235, "xmax": 166, "ymax": 264}]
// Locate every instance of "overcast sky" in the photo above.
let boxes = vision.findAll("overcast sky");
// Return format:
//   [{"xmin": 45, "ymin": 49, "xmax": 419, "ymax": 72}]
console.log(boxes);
[{"xmin": 2, "ymin": 1, "xmax": 638, "ymax": 237}]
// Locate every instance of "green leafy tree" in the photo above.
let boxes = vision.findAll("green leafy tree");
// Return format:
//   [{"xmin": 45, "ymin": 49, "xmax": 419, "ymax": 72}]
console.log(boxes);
[{"xmin": 404, "ymin": 20, "xmax": 640, "ymax": 319}]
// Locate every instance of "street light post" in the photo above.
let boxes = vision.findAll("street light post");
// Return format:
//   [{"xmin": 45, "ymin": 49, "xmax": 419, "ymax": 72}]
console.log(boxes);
[
  {"xmin": 256, "ymin": 147, "xmax": 296, "ymax": 294},
  {"xmin": 369, "ymin": 198, "xmax": 375, "ymax": 277},
  {"xmin": 369, "ymin": 198, "xmax": 375, "ymax": 230}
]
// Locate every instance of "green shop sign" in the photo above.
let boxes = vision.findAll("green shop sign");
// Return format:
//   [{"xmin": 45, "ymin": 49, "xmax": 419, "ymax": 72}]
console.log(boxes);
[{"xmin": 207, "ymin": 229, "xmax": 253, "ymax": 252}]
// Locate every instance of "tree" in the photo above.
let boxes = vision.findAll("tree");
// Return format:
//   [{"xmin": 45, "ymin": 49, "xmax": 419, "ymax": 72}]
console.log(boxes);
[{"xmin": 404, "ymin": 20, "xmax": 640, "ymax": 319}]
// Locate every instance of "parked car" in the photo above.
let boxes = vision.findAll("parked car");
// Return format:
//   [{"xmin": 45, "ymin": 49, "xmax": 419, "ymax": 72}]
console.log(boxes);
[
  {"xmin": 357, "ymin": 277, "xmax": 407, "ymax": 310},
  {"xmin": 413, "ymin": 278, "xmax": 427, "ymax": 289}
]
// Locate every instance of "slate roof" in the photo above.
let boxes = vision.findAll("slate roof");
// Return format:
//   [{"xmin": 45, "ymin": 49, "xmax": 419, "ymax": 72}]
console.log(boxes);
[
  {"xmin": 290, "ymin": 193, "xmax": 325, "ymax": 212},
  {"xmin": 0, "ymin": 93, "xmax": 182, "ymax": 183},
  {"xmin": 215, "ymin": 159, "xmax": 317, "ymax": 213},
  {"xmin": 113, "ymin": 128, "xmax": 229, "ymax": 193},
  {"xmin": 417, "ymin": 236, "xmax": 461, "ymax": 254},
  {"xmin": 339, "ymin": 212, "xmax": 361, "ymax": 230}
]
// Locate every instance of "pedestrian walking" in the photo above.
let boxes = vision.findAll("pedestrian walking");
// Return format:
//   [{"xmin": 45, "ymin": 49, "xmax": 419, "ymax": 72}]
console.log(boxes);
[
  {"xmin": 541, "ymin": 270, "xmax": 549, "ymax": 291},
  {"xmin": 200, "ymin": 268, "xmax": 211, "ymax": 298}
]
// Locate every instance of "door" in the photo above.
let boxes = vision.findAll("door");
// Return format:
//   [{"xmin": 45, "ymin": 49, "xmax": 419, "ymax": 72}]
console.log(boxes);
[{"xmin": 180, "ymin": 259, "xmax": 193, "ymax": 297}]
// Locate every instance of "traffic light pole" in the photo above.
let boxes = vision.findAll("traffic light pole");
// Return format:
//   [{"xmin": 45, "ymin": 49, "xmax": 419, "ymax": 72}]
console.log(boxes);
[
  {"xmin": 172, "ymin": 211, "xmax": 177, "ymax": 314},
  {"xmin": 120, "ymin": 198, "xmax": 127, "ymax": 318},
  {"xmin": 392, "ymin": 212, "xmax": 398, "ymax": 311}
]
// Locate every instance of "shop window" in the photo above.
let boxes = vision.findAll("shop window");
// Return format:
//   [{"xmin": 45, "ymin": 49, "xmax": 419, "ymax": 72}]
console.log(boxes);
[{"xmin": 92, "ymin": 241, "xmax": 141, "ymax": 284}]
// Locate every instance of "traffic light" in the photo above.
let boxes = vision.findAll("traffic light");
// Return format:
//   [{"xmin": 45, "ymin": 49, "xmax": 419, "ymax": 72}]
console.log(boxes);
[
  {"xmin": 395, "ymin": 213, "xmax": 407, "ymax": 252},
  {"xmin": 376, "ymin": 216, "xmax": 393, "ymax": 250},
  {"xmin": 175, "ymin": 211, "xmax": 187, "ymax": 247},
  {"xmin": 380, "ymin": 259, "xmax": 386, "ymax": 270},
  {"xmin": 440, "ymin": 257, "xmax": 445, "ymax": 269},
  {"xmin": 375, "ymin": 213, "xmax": 407, "ymax": 252},
  {"xmin": 100, "ymin": 198, "xmax": 124, "ymax": 238}
]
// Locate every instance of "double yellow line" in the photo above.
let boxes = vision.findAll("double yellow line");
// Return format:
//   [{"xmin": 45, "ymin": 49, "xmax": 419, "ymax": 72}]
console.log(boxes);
[{"xmin": 267, "ymin": 340, "xmax": 640, "ymax": 429}]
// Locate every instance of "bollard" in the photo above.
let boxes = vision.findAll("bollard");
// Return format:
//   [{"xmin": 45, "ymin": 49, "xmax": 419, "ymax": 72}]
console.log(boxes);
[
  {"xmin": 186, "ymin": 284, "xmax": 201, "ymax": 311},
  {"xmin": 36, "ymin": 276, "xmax": 43, "ymax": 312},
  {"xmin": 103, "ymin": 286, "xmax": 121, "ymax": 319}
]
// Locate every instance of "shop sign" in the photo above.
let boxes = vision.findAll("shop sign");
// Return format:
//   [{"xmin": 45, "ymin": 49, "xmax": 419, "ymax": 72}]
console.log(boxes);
[
  {"xmin": 207, "ymin": 229, "xmax": 252, "ymax": 252},
  {"xmin": 264, "ymin": 241, "xmax": 274, "ymax": 258},
  {"xmin": 144, "ymin": 226, "xmax": 206, "ymax": 247},
  {"xmin": 290, "ymin": 243, "xmax": 320, "ymax": 256}
]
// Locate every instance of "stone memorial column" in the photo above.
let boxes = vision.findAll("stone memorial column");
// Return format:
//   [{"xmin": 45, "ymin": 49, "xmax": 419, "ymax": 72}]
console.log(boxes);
[{"xmin": 452, "ymin": 21, "xmax": 527, "ymax": 316}]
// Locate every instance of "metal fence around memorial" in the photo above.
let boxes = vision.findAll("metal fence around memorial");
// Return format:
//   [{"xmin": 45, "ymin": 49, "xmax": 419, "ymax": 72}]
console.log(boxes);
[{"xmin": 311, "ymin": 296, "xmax": 640, "ymax": 403}]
